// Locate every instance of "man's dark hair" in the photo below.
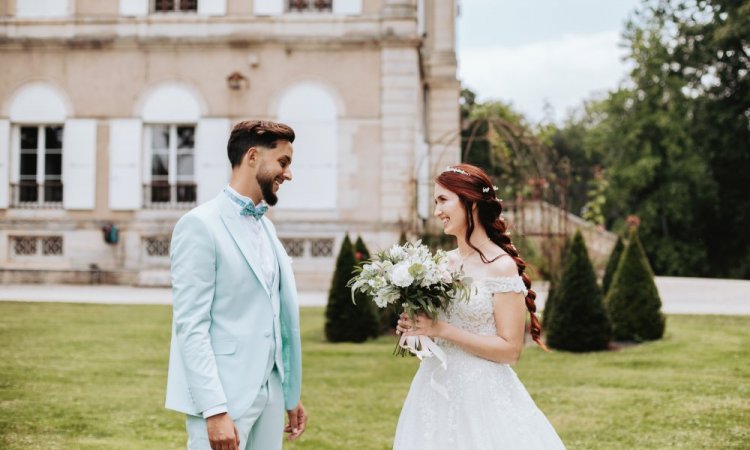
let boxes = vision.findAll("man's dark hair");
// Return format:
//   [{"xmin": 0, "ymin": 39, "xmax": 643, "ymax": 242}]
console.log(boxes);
[{"xmin": 227, "ymin": 120, "xmax": 295, "ymax": 167}]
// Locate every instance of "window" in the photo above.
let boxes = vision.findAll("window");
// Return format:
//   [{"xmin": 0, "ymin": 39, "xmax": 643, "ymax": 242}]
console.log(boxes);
[
  {"xmin": 279, "ymin": 237, "xmax": 334, "ymax": 258},
  {"xmin": 13, "ymin": 125, "xmax": 64, "ymax": 208},
  {"xmin": 144, "ymin": 125, "xmax": 196, "ymax": 208},
  {"xmin": 153, "ymin": 0, "xmax": 197, "ymax": 12},
  {"xmin": 10, "ymin": 236, "xmax": 63, "ymax": 257},
  {"xmin": 310, "ymin": 238, "xmax": 334, "ymax": 257},
  {"xmin": 42, "ymin": 237, "xmax": 63, "ymax": 255},
  {"xmin": 144, "ymin": 236, "xmax": 171, "ymax": 257},
  {"xmin": 288, "ymin": 0, "xmax": 332, "ymax": 13},
  {"xmin": 281, "ymin": 238, "xmax": 305, "ymax": 257}
]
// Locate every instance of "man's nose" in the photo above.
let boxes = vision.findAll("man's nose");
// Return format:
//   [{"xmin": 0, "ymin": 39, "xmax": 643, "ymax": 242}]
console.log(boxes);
[{"xmin": 284, "ymin": 168, "xmax": 293, "ymax": 181}]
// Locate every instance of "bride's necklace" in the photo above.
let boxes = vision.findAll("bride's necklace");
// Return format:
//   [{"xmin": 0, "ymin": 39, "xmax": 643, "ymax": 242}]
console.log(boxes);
[{"xmin": 459, "ymin": 237, "xmax": 492, "ymax": 263}]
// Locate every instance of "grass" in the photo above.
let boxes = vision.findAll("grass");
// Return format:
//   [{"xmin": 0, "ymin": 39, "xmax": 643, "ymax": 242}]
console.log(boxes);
[{"xmin": 0, "ymin": 302, "xmax": 748, "ymax": 449}]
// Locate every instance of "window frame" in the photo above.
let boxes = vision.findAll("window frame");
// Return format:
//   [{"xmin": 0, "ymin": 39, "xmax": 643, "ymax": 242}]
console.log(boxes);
[
  {"xmin": 279, "ymin": 237, "xmax": 335, "ymax": 259},
  {"xmin": 287, "ymin": 0, "xmax": 333, "ymax": 13},
  {"xmin": 12, "ymin": 124, "xmax": 64, "ymax": 209},
  {"xmin": 9, "ymin": 235, "xmax": 65, "ymax": 259},
  {"xmin": 143, "ymin": 123, "xmax": 197, "ymax": 209},
  {"xmin": 151, "ymin": 0, "xmax": 199, "ymax": 13}
]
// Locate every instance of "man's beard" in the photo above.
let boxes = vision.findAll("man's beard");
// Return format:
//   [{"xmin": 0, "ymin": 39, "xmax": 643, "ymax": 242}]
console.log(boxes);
[{"xmin": 257, "ymin": 170, "xmax": 278, "ymax": 206}]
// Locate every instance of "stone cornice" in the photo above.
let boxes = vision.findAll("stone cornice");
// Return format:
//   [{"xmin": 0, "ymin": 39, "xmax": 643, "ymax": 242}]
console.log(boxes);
[
  {"xmin": 0, "ymin": 15, "xmax": 425, "ymax": 50},
  {"xmin": 0, "ymin": 14, "xmax": 419, "ymax": 39}
]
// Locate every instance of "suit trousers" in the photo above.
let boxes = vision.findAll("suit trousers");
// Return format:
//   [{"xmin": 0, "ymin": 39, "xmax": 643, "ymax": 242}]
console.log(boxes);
[{"xmin": 186, "ymin": 369, "xmax": 284, "ymax": 450}]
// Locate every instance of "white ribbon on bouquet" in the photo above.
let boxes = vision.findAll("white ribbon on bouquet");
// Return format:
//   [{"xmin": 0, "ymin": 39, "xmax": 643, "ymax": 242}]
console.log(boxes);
[{"xmin": 398, "ymin": 334, "xmax": 450, "ymax": 400}]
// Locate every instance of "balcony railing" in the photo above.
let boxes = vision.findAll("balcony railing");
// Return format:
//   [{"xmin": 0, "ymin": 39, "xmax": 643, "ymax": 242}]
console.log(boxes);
[
  {"xmin": 142, "ymin": 183, "xmax": 197, "ymax": 210},
  {"xmin": 10, "ymin": 182, "xmax": 63, "ymax": 209},
  {"xmin": 288, "ymin": 0, "xmax": 333, "ymax": 13}
]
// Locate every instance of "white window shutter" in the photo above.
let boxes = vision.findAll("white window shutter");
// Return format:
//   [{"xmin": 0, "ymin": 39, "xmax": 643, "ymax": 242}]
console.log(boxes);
[
  {"xmin": 195, "ymin": 118, "xmax": 230, "ymax": 204},
  {"xmin": 275, "ymin": 120, "xmax": 337, "ymax": 210},
  {"xmin": 109, "ymin": 119, "xmax": 143, "ymax": 210},
  {"xmin": 62, "ymin": 119, "xmax": 97, "ymax": 210},
  {"xmin": 254, "ymin": 0, "xmax": 284, "ymax": 16},
  {"xmin": 0, "ymin": 120, "xmax": 9, "ymax": 209},
  {"xmin": 333, "ymin": 0, "xmax": 362, "ymax": 15},
  {"xmin": 198, "ymin": 0, "xmax": 226, "ymax": 16},
  {"xmin": 119, "ymin": 0, "xmax": 149, "ymax": 16},
  {"xmin": 16, "ymin": 0, "xmax": 70, "ymax": 17}
]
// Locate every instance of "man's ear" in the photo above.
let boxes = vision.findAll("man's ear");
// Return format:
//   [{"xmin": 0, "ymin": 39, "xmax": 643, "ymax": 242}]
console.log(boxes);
[{"xmin": 245, "ymin": 147, "xmax": 259, "ymax": 167}]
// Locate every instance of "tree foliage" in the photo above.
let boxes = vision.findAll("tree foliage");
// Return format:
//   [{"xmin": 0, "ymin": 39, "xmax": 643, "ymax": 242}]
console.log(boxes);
[
  {"xmin": 545, "ymin": 231, "xmax": 611, "ymax": 352},
  {"xmin": 352, "ymin": 235, "xmax": 397, "ymax": 336},
  {"xmin": 554, "ymin": 0, "xmax": 748, "ymax": 277},
  {"xmin": 325, "ymin": 235, "xmax": 380, "ymax": 343},
  {"xmin": 460, "ymin": 0, "xmax": 749, "ymax": 278},
  {"xmin": 602, "ymin": 236, "xmax": 625, "ymax": 295},
  {"xmin": 605, "ymin": 227, "xmax": 666, "ymax": 341}
]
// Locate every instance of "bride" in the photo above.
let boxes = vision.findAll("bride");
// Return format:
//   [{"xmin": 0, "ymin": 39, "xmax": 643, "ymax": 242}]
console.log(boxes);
[{"xmin": 393, "ymin": 164, "xmax": 566, "ymax": 450}]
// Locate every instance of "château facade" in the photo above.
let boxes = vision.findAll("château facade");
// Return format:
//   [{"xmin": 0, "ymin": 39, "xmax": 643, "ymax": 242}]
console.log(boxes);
[{"xmin": 0, "ymin": 0, "xmax": 460, "ymax": 289}]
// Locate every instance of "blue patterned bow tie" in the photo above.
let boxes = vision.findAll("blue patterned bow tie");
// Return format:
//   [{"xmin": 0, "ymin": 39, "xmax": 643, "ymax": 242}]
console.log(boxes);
[
  {"xmin": 224, "ymin": 188, "xmax": 268, "ymax": 219},
  {"xmin": 240, "ymin": 202, "xmax": 268, "ymax": 219}
]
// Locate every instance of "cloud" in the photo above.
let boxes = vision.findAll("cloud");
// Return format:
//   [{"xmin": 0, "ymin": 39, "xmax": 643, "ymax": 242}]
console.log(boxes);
[{"xmin": 458, "ymin": 30, "xmax": 631, "ymax": 123}]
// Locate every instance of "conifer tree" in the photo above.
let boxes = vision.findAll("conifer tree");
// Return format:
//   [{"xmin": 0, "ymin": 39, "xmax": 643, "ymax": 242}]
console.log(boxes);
[
  {"xmin": 605, "ymin": 227, "xmax": 666, "ymax": 341},
  {"xmin": 602, "ymin": 236, "xmax": 625, "ymax": 295},
  {"xmin": 545, "ymin": 231, "xmax": 611, "ymax": 352},
  {"xmin": 325, "ymin": 235, "xmax": 380, "ymax": 342},
  {"xmin": 542, "ymin": 237, "xmax": 571, "ymax": 331}
]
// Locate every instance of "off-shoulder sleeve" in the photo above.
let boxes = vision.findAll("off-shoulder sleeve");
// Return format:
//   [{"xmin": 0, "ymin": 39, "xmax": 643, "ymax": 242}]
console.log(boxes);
[{"xmin": 482, "ymin": 276, "xmax": 528, "ymax": 296}]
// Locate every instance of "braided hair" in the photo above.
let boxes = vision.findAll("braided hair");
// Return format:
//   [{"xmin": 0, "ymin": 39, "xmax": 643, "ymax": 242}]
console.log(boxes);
[{"xmin": 436, "ymin": 164, "xmax": 547, "ymax": 350}]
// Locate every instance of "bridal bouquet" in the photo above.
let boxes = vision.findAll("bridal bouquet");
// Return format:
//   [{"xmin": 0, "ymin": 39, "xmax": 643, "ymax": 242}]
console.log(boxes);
[{"xmin": 347, "ymin": 241, "xmax": 471, "ymax": 358}]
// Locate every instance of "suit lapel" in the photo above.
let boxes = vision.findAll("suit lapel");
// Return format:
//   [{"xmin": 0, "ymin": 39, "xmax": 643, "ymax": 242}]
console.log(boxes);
[
  {"xmin": 217, "ymin": 194, "xmax": 271, "ymax": 298},
  {"xmin": 261, "ymin": 219, "xmax": 295, "ymax": 298}
]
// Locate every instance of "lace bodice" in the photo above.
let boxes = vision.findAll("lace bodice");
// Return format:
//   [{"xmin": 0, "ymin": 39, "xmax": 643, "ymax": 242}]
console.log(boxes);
[{"xmin": 438, "ymin": 276, "xmax": 528, "ymax": 340}]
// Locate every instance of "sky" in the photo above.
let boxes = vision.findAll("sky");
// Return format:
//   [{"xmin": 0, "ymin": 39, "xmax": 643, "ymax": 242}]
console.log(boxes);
[{"xmin": 457, "ymin": 0, "xmax": 642, "ymax": 124}]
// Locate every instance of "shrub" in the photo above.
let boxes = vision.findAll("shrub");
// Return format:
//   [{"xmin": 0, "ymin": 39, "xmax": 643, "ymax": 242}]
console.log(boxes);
[
  {"xmin": 602, "ymin": 236, "xmax": 625, "ymax": 295},
  {"xmin": 324, "ymin": 235, "xmax": 380, "ymax": 342},
  {"xmin": 541, "ymin": 237, "xmax": 571, "ymax": 331},
  {"xmin": 545, "ymin": 231, "xmax": 611, "ymax": 352},
  {"xmin": 605, "ymin": 227, "xmax": 666, "ymax": 342}
]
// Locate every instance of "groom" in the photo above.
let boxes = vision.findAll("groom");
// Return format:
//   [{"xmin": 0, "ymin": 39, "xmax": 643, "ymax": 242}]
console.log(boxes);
[{"xmin": 166, "ymin": 120, "xmax": 307, "ymax": 450}]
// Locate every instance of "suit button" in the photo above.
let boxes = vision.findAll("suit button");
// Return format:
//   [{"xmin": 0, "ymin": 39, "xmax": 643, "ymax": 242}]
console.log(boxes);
[{"xmin": 264, "ymin": 331, "xmax": 272, "ymax": 338}]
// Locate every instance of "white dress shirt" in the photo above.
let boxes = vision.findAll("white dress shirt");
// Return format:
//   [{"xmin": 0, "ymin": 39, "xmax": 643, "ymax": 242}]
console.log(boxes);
[{"xmin": 225, "ymin": 186, "xmax": 277, "ymax": 292}]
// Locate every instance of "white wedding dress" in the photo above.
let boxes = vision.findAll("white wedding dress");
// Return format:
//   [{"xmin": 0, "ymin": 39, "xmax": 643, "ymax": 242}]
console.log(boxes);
[{"xmin": 393, "ymin": 277, "xmax": 566, "ymax": 450}]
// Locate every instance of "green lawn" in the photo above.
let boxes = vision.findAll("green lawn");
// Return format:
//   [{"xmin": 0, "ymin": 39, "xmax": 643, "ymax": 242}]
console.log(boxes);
[{"xmin": 0, "ymin": 302, "xmax": 748, "ymax": 449}]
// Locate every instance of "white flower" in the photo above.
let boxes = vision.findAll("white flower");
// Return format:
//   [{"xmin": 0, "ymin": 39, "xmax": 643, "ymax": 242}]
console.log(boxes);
[
  {"xmin": 441, "ymin": 270, "xmax": 454, "ymax": 283},
  {"xmin": 390, "ymin": 262, "xmax": 415, "ymax": 287},
  {"xmin": 373, "ymin": 294, "xmax": 390, "ymax": 308},
  {"xmin": 373, "ymin": 286, "xmax": 400, "ymax": 308},
  {"xmin": 388, "ymin": 245, "xmax": 407, "ymax": 261}
]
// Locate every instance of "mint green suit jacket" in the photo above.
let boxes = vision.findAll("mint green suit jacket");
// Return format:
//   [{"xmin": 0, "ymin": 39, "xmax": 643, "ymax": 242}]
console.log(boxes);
[{"xmin": 165, "ymin": 193, "xmax": 302, "ymax": 417}]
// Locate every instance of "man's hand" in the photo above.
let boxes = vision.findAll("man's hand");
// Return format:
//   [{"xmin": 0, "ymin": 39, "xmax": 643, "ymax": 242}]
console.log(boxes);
[
  {"xmin": 284, "ymin": 401, "xmax": 308, "ymax": 441},
  {"xmin": 206, "ymin": 412, "xmax": 240, "ymax": 450}
]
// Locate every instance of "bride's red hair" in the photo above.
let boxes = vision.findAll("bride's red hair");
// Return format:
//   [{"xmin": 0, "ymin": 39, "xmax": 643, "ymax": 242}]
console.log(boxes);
[{"xmin": 436, "ymin": 163, "xmax": 548, "ymax": 350}]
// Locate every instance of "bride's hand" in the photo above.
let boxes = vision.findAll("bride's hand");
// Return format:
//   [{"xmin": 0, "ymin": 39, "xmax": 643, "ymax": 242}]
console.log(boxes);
[
  {"xmin": 397, "ymin": 312, "xmax": 443, "ymax": 338},
  {"xmin": 396, "ymin": 312, "xmax": 413, "ymax": 335}
]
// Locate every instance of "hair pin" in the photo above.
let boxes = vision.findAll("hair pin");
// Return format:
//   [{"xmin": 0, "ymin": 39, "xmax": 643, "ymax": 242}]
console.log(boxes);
[{"xmin": 444, "ymin": 166, "xmax": 469, "ymax": 176}]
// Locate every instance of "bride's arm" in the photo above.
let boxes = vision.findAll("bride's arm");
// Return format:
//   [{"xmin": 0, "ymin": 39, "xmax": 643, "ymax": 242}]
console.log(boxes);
[
  {"xmin": 397, "ymin": 259, "xmax": 528, "ymax": 364},
  {"xmin": 436, "ymin": 292, "xmax": 527, "ymax": 364}
]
